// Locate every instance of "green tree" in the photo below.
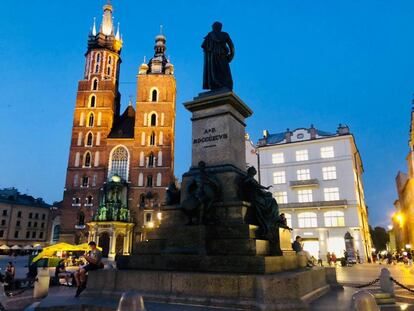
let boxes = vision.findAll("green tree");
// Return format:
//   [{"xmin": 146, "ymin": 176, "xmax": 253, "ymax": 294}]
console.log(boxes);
[{"xmin": 369, "ymin": 226, "xmax": 389, "ymax": 251}]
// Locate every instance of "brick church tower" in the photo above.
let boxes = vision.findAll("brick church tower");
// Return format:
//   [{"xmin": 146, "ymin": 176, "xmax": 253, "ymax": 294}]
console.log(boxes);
[{"xmin": 59, "ymin": 3, "xmax": 176, "ymax": 249}]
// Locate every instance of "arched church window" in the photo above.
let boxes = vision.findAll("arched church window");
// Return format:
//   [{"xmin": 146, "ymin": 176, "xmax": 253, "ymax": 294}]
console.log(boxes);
[
  {"xmin": 92, "ymin": 79, "xmax": 98, "ymax": 91},
  {"xmin": 88, "ymin": 113, "xmax": 94, "ymax": 127},
  {"xmin": 96, "ymin": 53, "xmax": 101, "ymax": 63},
  {"xmin": 151, "ymin": 89, "xmax": 158, "ymax": 102},
  {"xmin": 147, "ymin": 175, "xmax": 153, "ymax": 187},
  {"xmin": 86, "ymin": 132, "xmax": 93, "ymax": 146},
  {"xmin": 109, "ymin": 146, "xmax": 129, "ymax": 181},
  {"xmin": 90, "ymin": 95, "xmax": 96, "ymax": 107},
  {"xmin": 150, "ymin": 114, "xmax": 157, "ymax": 126},
  {"xmin": 108, "ymin": 56, "xmax": 112, "ymax": 64},
  {"xmin": 84, "ymin": 152, "xmax": 92, "ymax": 167},
  {"xmin": 107, "ymin": 67, "xmax": 111, "ymax": 76},
  {"xmin": 150, "ymin": 132, "xmax": 156, "ymax": 146},
  {"xmin": 148, "ymin": 152, "xmax": 154, "ymax": 167},
  {"xmin": 95, "ymin": 65, "xmax": 99, "ymax": 73}
]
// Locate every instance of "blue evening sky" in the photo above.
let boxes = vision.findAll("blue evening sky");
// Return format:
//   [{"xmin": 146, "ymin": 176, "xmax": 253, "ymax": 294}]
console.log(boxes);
[{"xmin": 0, "ymin": 1, "xmax": 413, "ymax": 227}]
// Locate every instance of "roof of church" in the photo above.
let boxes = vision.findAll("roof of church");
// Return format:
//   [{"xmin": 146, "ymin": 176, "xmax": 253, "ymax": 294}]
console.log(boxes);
[{"xmin": 108, "ymin": 105, "xmax": 135, "ymax": 139}]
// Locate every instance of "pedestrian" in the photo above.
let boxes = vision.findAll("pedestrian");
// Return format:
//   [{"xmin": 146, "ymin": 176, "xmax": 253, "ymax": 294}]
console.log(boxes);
[
  {"xmin": 4, "ymin": 262, "xmax": 15, "ymax": 292},
  {"xmin": 317, "ymin": 251, "xmax": 323, "ymax": 267},
  {"xmin": 55, "ymin": 259, "xmax": 72, "ymax": 286},
  {"xmin": 74, "ymin": 241, "xmax": 103, "ymax": 297},
  {"xmin": 356, "ymin": 250, "xmax": 361, "ymax": 264},
  {"xmin": 331, "ymin": 253, "xmax": 337, "ymax": 266},
  {"xmin": 326, "ymin": 252, "xmax": 331, "ymax": 266}
]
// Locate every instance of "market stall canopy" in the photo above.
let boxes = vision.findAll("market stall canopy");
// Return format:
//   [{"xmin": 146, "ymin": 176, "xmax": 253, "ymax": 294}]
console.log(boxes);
[
  {"xmin": 32, "ymin": 242, "xmax": 102, "ymax": 263},
  {"xmin": 11, "ymin": 245, "xmax": 21, "ymax": 250},
  {"xmin": 23, "ymin": 245, "xmax": 33, "ymax": 250},
  {"xmin": 33, "ymin": 245, "xmax": 42, "ymax": 250},
  {"xmin": 0, "ymin": 245, "xmax": 10, "ymax": 250}
]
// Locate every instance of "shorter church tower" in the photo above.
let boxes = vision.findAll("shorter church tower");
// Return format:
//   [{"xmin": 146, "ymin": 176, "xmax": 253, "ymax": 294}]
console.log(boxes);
[{"xmin": 131, "ymin": 33, "xmax": 176, "ymax": 230}]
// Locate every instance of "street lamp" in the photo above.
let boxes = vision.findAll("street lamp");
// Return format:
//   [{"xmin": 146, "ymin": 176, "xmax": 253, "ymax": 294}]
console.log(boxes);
[
  {"xmin": 406, "ymin": 244, "xmax": 411, "ymax": 250},
  {"xmin": 387, "ymin": 225, "xmax": 393, "ymax": 230}
]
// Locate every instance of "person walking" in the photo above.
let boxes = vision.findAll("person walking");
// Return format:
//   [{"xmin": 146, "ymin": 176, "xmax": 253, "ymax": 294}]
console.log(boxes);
[{"xmin": 326, "ymin": 252, "xmax": 331, "ymax": 266}]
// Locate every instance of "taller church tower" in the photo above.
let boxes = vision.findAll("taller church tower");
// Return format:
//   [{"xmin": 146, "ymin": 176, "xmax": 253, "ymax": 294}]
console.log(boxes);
[{"xmin": 60, "ymin": 3, "xmax": 123, "ymax": 243}]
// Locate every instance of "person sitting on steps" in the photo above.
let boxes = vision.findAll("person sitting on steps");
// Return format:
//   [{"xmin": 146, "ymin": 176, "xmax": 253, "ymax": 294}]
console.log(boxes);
[
  {"xmin": 292, "ymin": 236, "xmax": 315, "ymax": 267},
  {"xmin": 74, "ymin": 241, "xmax": 103, "ymax": 297}
]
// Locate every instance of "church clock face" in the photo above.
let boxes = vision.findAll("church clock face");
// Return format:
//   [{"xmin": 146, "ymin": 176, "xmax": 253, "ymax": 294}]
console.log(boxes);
[{"xmin": 111, "ymin": 175, "xmax": 121, "ymax": 183}]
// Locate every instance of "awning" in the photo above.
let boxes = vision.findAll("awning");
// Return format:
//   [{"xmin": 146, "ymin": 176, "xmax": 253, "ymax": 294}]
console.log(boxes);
[
  {"xmin": 0, "ymin": 245, "xmax": 10, "ymax": 250},
  {"xmin": 33, "ymin": 245, "xmax": 42, "ymax": 250},
  {"xmin": 32, "ymin": 242, "xmax": 101, "ymax": 262},
  {"xmin": 23, "ymin": 245, "xmax": 33, "ymax": 250},
  {"xmin": 11, "ymin": 245, "xmax": 21, "ymax": 250}
]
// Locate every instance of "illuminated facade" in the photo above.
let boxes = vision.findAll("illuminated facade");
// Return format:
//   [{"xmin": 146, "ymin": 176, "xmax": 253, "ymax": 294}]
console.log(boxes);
[
  {"xmin": 59, "ymin": 3, "xmax": 176, "ymax": 255},
  {"xmin": 257, "ymin": 125, "xmax": 372, "ymax": 261},
  {"xmin": 394, "ymin": 102, "xmax": 414, "ymax": 251}
]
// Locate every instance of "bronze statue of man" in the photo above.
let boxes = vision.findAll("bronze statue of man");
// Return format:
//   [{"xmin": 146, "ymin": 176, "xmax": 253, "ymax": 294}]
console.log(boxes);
[{"xmin": 202, "ymin": 22, "xmax": 235, "ymax": 90}]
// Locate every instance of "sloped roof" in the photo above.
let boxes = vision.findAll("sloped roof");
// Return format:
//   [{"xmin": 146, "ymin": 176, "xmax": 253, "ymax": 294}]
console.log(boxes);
[{"xmin": 108, "ymin": 106, "xmax": 135, "ymax": 139}]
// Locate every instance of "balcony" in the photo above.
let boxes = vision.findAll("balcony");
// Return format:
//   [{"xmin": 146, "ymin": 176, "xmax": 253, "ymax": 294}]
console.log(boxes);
[
  {"xmin": 84, "ymin": 203, "xmax": 93, "ymax": 207},
  {"xmin": 289, "ymin": 179, "xmax": 319, "ymax": 188},
  {"xmin": 72, "ymin": 203, "xmax": 81, "ymax": 207},
  {"xmin": 278, "ymin": 199, "xmax": 348, "ymax": 209},
  {"xmin": 75, "ymin": 225, "xmax": 86, "ymax": 230}
]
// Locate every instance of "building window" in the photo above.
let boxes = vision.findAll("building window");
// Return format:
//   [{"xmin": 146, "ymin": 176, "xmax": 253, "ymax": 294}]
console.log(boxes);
[
  {"xmin": 32, "ymin": 231, "xmax": 36, "ymax": 239},
  {"xmin": 295, "ymin": 150, "xmax": 309, "ymax": 161},
  {"xmin": 108, "ymin": 146, "xmax": 129, "ymax": 181},
  {"xmin": 151, "ymin": 89, "xmax": 158, "ymax": 102},
  {"xmin": 89, "ymin": 95, "xmax": 96, "ymax": 108},
  {"xmin": 150, "ymin": 114, "xmax": 157, "ymax": 126},
  {"xmin": 88, "ymin": 112, "xmax": 94, "ymax": 127},
  {"xmin": 145, "ymin": 213, "xmax": 152, "ymax": 223},
  {"xmin": 29, "ymin": 213, "xmax": 33, "ymax": 219},
  {"xmin": 82, "ymin": 176, "xmax": 89, "ymax": 187},
  {"xmin": 16, "ymin": 220, "xmax": 20, "ymax": 227},
  {"xmin": 17, "ymin": 211, "xmax": 22, "ymax": 218},
  {"xmin": 273, "ymin": 171, "xmax": 286, "ymax": 184},
  {"xmin": 324, "ymin": 187, "xmax": 340, "ymax": 201},
  {"xmin": 297, "ymin": 169, "xmax": 311, "ymax": 181},
  {"xmin": 139, "ymin": 194, "xmax": 146, "ymax": 207},
  {"xmin": 298, "ymin": 212, "xmax": 317, "ymax": 228},
  {"xmin": 95, "ymin": 64, "xmax": 99, "ymax": 73},
  {"xmin": 84, "ymin": 152, "xmax": 92, "ymax": 167},
  {"xmin": 108, "ymin": 56, "xmax": 112, "ymax": 64},
  {"xmin": 86, "ymin": 196, "xmax": 92, "ymax": 204},
  {"xmin": 39, "ymin": 232, "xmax": 44, "ymax": 239},
  {"xmin": 86, "ymin": 132, "xmax": 93, "ymax": 146},
  {"xmin": 35, "ymin": 213, "xmax": 39, "ymax": 219},
  {"xmin": 41, "ymin": 222, "xmax": 44, "ymax": 228},
  {"xmin": 107, "ymin": 67, "xmax": 111, "ymax": 76},
  {"xmin": 273, "ymin": 191, "xmax": 288, "ymax": 204},
  {"xmin": 148, "ymin": 152, "xmax": 155, "ymax": 167},
  {"xmin": 272, "ymin": 153, "xmax": 284, "ymax": 164},
  {"xmin": 0, "ymin": 220, "xmax": 5, "ymax": 226},
  {"xmin": 92, "ymin": 79, "xmax": 98, "ymax": 91},
  {"xmin": 28, "ymin": 221, "xmax": 31, "ymax": 227},
  {"xmin": 2, "ymin": 210, "xmax": 7, "ymax": 216},
  {"xmin": 298, "ymin": 189, "xmax": 313, "ymax": 203},
  {"xmin": 324, "ymin": 211, "xmax": 345, "ymax": 227},
  {"xmin": 96, "ymin": 53, "xmax": 101, "ymax": 63},
  {"xmin": 78, "ymin": 212, "xmax": 85, "ymax": 226},
  {"xmin": 147, "ymin": 175, "xmax": 153, "ymax": 187},
  {"xmin": 150, "ymin": 132, "xmax": 156, "ymax": 146},
  {"xmin": 42, "ymin": 214, "xmax": 45, "ymax": 220},
  {"xmin": 52, "ymin": 225, "xmax": 60, "ymax": 242},
  {"xmin": 74, "ymin": 197, "xmax": 80, "ymax": 204},
  {"xmin": 321, "ymin": 146, "xmax": 334, "ymax": 158},
  {"xmin": 14, "ymin": 231, "xmax": 19, "ymax": 238},
  {"xmin": 34, "ymin": 222, "xmax": 38, "ymax": 228},
  {"xmin": 284, "ymin": 213, "xmax": 292, "ymax": 228},
  {"xmin": 26, "ymin": 231, "xmax": 30, "ymax": 239},
  {"xmin": 322, "ymin": 166, "xmax": 337, "ymax": 180}
]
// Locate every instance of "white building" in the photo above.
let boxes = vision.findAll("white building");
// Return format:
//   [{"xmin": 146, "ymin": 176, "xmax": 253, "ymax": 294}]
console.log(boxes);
[{"xmin": 256, "ymin": 125, "xmax": 372, "ymax": 261}]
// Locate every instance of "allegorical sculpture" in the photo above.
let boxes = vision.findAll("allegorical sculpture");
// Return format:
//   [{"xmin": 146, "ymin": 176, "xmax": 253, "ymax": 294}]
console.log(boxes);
[
  {"xmin": 239, "ymin": 167, "xmax": 282, "ymax": 255},
  {"xmin": 182, "ymin": 161, "xmax": 221, "ymax": 225},
  {"xmin": 202, "ymin": 21, "xmax": 235, "ymax": 90},
  {"xmin": 166, "ymin": 182, "xmax": 181, "ymax": 205}
]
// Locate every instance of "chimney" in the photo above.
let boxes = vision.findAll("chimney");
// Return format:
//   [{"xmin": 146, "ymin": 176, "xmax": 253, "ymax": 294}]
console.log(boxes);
[
  {"xmin": 284, "ymin": 128, "xmax": 292, "ymax": 143},
  {"xmin": 309, "ymin": 124, "xmax": 317, "ymax": 139},
  {"xmin": 337, "ymin": 124, "xmax": 350, "ymax": 135}
]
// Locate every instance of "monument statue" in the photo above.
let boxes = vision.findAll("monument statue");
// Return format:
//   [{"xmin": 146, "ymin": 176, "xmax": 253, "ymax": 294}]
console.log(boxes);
[
  {"xmin": 202, "ymin": 21, "xmax": 235, "ymax": 90},
  {"xmin": 98, "ymin": 205, "xmax": 107, "ymax": 221},
  {"xmin": 166, "ymin": 182, "xmax": 181, "ymax": 205},
  {"xmin": 239, "ymin": 167, "xmax": 282, "ymax": 254},
  {"xmin": 182, "ymin": 161, "xmax": 221, "ymax": 225}
]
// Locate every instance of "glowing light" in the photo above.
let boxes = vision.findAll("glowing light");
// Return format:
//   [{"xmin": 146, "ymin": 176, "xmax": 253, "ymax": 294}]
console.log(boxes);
[
  {"xmin": 388, "ymin": 225, "xmax": 393, "ymax": 230},
  {"xmin": 400, "ymin": 303, "xmax": 409, "ymax": 310},
  {"xmin": 157, "ymin": 212, "xmax": 162, "ymax": 220},
  {"xmin": 372, "ymin": 248, "xmax": 376, "ymax": 252},
  {"xmin": 406, "ymin": 244, "xmax": 411, "ymax": 249},
  {"xmin": 147, "ymin": 222, "xmax": 154, "ymax": 228}
]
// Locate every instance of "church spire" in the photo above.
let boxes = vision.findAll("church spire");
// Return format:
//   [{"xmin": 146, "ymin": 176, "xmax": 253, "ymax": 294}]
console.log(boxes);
[
  {"xmin": 91, "ymin": 17, "xmax": 97, "ymax": 36},
  {"xmin": 100, "ymin": 2, "xmax": 114, "ymax": 36},
  {"xmin": 146, "ymin": 27, "xmax": 173, "ymax": 75},
  {"xmin": 115, "ymin": 22, "xmax": 120, "ymax": 40}
]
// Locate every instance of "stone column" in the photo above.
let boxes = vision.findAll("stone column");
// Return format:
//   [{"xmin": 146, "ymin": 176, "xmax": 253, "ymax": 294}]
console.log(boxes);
[{"xmin": 109, "ymin": 229, "xmax": 116, "ymax": 259}]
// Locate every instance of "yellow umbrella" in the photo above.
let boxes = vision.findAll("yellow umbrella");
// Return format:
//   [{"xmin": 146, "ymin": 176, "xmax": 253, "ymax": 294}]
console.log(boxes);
[{"xmin": 32, "ymin": 242, "xmax": 101, "ymax": 263}]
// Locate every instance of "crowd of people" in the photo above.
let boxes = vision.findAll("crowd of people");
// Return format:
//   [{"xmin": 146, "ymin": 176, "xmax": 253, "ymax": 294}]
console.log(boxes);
[{"xmin": 371, "ymin": 250, "xmax": 414, "ymax": 265}]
